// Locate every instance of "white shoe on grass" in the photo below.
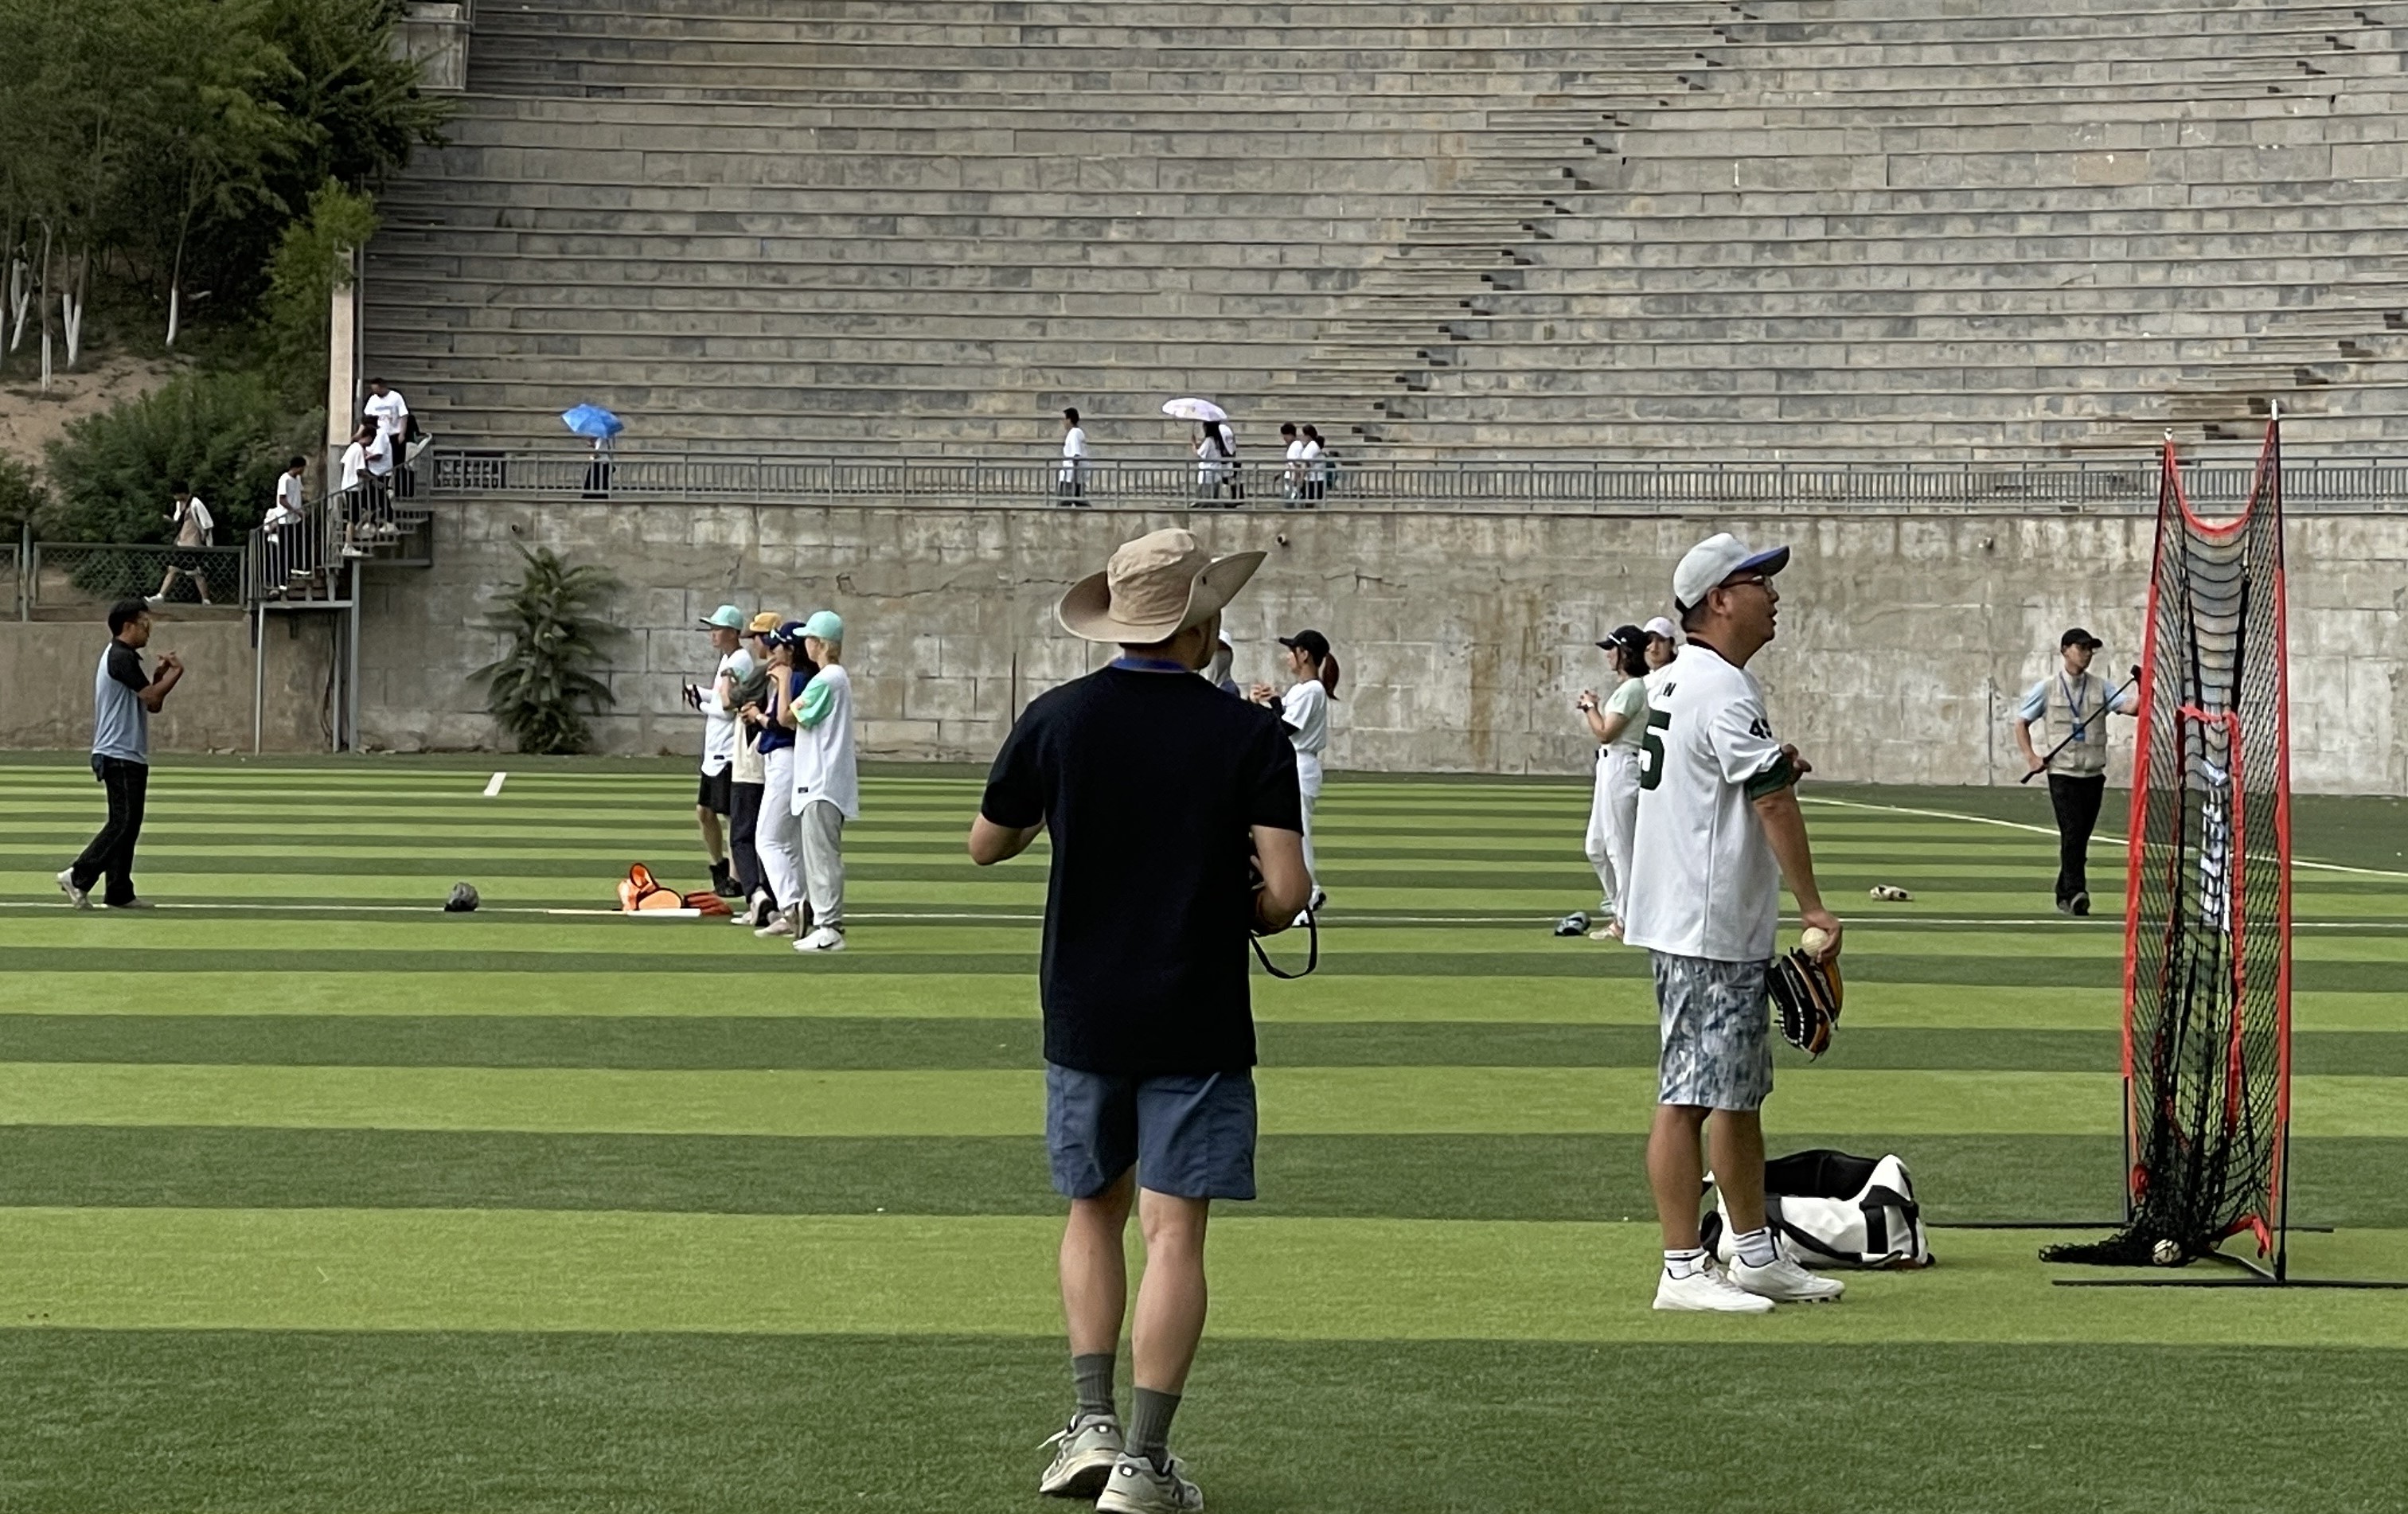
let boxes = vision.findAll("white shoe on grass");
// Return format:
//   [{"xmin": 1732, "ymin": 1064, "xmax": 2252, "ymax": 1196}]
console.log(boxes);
[
  {"xmin": 1096, "ymin": 1454, "xmax": 1203, "ymax": 1513},
  {"xmin": 754, "ymin": 910, "xmax": 796, "ymax": 938},
  {"xmin": 1037, "ymin": 1414, "xmax": 1124, "ymax": 1498},
  {"xmin": 57, "ymin": 869, "xmax": 92, "ymax": 910},
  {"xmin": 1731, "ymin": 1253, "xmax": 1846, "ymax": 1304},
  {"xmin": 794, "ymin": 926, "xmax": 846, "ymax": 953},
  {"xmin": 1653, "ymin": 1265, "xmax": 1775, "ymax": 1313}
]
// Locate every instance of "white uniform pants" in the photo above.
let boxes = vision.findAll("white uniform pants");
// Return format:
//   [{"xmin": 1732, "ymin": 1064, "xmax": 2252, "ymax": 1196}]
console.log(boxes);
[
  {"xmin": 1296, "ymin": 752, "xmax": 1324, "ymax": 890},
  {"xmin": 798, "ymin": 798, "xmax": 846, "ymax": 929},
  {"xmin": 1585, "ymin": 745, "xmax": 1642, "ymax": 922},
  {"xmin": 755, "ymin": 745, "xmax": 803, "ymax": 911}
]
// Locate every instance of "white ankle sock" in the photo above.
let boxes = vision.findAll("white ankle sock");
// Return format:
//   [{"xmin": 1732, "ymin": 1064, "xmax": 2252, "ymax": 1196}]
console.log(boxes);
[
  {"xmin": 1662, "ymin": 1247, "xmax": 1709, "ymax": 1279},
  {"xmin": 1735, "ymin": 1227, "xmax": 1778, "ymax": 1267}
]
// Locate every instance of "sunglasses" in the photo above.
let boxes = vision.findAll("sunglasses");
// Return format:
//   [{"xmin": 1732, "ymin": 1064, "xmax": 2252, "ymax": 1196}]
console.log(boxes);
[{"xmin": 1718, "ymin": 573, "xmax": 1775, "ymax": 592}]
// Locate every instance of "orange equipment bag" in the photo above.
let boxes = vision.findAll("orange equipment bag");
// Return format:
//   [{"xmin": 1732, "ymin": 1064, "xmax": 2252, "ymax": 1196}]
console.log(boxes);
[{"xmin": 618, "ymin": 864, "xmax": 685, "ymax": 912}]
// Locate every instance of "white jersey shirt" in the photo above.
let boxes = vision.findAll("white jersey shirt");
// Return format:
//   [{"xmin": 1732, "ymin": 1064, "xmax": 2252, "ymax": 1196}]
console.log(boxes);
[
  {"xmin": 1280, "ymin": 677, "xmax": 1330, "ymax": 760},
  {"xmin": 790, "ymin": 661, "xmax": 861, "ymax": 820},
  {"xmin": 701, "ymin": 647, "xmax": 753, "ymax": 775},
  {"xmin": 339, "ymin": 442, "xmax": 367, "ymax": 490},
  {"xmin": 1623, "ymin": 642, "xmax": 1793, "ymax": 963}
]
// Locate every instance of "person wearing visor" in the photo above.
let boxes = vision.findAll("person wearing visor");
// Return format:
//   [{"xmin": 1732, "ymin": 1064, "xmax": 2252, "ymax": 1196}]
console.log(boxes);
[
  {"xmin": 689, "ymin": 603, "xmax": 753, "ymax": 897},
  {"xmin": 1625, "ymin": 533, "xmax": 1844, "ymax": 1313},
  {"xmin": 2013, "ymin": 626, "xmax": 2139, "ymax": 916}
]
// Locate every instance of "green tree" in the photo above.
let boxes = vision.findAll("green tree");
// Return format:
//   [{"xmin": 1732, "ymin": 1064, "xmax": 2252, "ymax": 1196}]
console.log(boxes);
[
  {"xmin": 42, "ymin": 369, "xmax": 287, "ymax": 540},
  {"xmin": 474, "ymin": 548, "xmax": 627, "ymax": 755},
  {"xmin": 263, "ymin": 180, "xmax": 378, "ymax": 412}
]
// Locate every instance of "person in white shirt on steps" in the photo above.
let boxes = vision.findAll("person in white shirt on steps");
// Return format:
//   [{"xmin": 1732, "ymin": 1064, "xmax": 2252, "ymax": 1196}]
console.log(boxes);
[
  {"xmin": 1625, "ymin": 533, "xmax": 1845, "ymax": 1314},
  {"xmin": 786, "ymin": 609, "xmax": 859, "ymax": 954},
  {"xmin": 337, "ymin": 422, "xmax": 374, "ymax": 556},
  {"xmin": 364, "ymin": 378, "xmax": 412, "ymax": 498},
  {"xmin": 1058, "ymin": 407, "xmax": 1089, "ymax": 505},
  {"xmin": 1251, "ymin": 628, "xmax": 1337, "ymax": 916}
]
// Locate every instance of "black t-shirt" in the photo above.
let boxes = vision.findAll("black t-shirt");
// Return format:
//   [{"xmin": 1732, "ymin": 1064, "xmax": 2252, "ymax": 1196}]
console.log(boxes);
[{"xmin": 981, "ymin": 665, "xmax": 1303, "ymax": 1075}]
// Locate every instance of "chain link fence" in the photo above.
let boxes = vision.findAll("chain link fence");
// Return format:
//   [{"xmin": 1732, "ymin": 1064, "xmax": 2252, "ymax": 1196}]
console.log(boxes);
[{"xmin": 15, "ymin": 544, "xmax": 245, "ymax": 618}]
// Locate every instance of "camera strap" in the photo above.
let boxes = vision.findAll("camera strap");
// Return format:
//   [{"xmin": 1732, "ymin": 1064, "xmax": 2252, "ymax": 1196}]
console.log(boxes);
[{"xmin": 1250, "ymin": 907, "xmax": 1318, "ymax": 979}]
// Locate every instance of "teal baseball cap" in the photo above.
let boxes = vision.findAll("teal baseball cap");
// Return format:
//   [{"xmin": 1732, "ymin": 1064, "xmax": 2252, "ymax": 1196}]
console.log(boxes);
[
  {"xmin": 802, "ymin": 610, "xmax": 845, "ymax": 643},
  {"xmin": 698, "ymin": 603, "xmax": 746, "ymax": 630}
]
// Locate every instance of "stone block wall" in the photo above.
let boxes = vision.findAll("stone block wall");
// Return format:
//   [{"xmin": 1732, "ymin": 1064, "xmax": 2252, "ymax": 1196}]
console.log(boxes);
[
  {"xmin": 357, "ymin": 501, "xmax": 2406, "ymax": 794},
  {"xmin": 0, "ymin": 618, "xmax": 340, "ymax": 754}
]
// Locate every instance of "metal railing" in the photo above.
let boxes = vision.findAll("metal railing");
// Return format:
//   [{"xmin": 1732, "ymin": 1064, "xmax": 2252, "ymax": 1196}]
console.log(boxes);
[
  {"xmin": 425, "ymin": 449, "xmax": 2408, "ymax": 513},
  {"xmin": 16, "ymin": 542, "xmax": 244, "ymax": 615}
]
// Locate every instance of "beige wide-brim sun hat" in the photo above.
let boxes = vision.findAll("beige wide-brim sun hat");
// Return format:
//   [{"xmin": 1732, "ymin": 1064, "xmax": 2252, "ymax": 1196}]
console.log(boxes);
[{"xmin": 1057, "ymin": 528, "xmax": 1266, "ymax": 643}]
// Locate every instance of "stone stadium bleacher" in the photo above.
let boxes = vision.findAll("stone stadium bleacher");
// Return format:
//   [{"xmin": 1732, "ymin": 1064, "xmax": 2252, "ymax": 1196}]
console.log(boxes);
[{"xmin": 363, "ymin": 0, "xmax": 2408, "ymax": 462}]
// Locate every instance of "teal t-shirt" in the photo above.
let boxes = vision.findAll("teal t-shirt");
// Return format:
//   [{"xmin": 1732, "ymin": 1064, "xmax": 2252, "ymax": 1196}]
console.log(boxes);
[{"xmin": 1605, "ymin": 675, "xmax": 1649, "ymax": 750}]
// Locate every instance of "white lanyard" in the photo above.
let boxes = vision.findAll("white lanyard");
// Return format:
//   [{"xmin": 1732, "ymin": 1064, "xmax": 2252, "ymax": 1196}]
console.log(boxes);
[{"xmin": 2059, "ymin": 672, "xmax": 2094, "ymax": 741}]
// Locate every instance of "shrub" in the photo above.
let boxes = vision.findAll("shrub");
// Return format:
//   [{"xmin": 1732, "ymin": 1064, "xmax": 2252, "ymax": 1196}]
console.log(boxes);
[
  {"xmin": 0, "ymin": 451, "xmax": 50, "ymax": 540},
  {"xmin": 42, "ymin": 370, "xmax": 288, "ymax": 540},
  {"xmin": 473, "ymin": 545, "xmax": 626, "ymax": 755}
]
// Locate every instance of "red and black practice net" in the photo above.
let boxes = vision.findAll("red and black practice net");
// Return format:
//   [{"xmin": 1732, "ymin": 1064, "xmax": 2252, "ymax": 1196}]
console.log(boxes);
[{"xmin": 2043, "ymin": 419, "xmax": 2294, "ymax": 1274}]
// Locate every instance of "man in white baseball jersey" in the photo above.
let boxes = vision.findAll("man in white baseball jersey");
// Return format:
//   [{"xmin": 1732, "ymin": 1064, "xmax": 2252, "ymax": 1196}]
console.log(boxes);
[
  {"xmin": 1625, "ymin": 533, "xmax": 1844, "ymax": 1313},
  {"xmin": 2012, "ymin": 627, "xmax": 2139, "ymax": 916},
  {"xmin": 691, "ymin": 604, "xmax": 753, "ymax": 897}
]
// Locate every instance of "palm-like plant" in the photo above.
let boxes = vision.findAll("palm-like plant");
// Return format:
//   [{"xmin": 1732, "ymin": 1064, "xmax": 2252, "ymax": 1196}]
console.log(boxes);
[{"xmin": 472, "ymin": 545, "xmax": 624, "ymax": 754}]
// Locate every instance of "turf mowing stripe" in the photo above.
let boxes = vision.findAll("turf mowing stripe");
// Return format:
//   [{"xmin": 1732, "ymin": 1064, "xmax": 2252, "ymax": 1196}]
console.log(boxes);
[
  {"xmin": 4, "ymin": 1014, "xmax": 2404, "ymax": 1075},
  {"xmin": 3, "ymin": 1333, "xmax": 2401, "ymax": 1514},
  {"xmin": 6, "ymin": 1127, "xmax": 2402, "ymax": 1228},
  {"xmin": 7, "ymin": 1063, "xmax": 2406, "ymax": 1137},
  {"xmin": 2, "ymin": 1208, "xmax": 2402, "ymax": 1344},
  {"xmin": 8, "ymin": 947, "xmax": 2405, "ymax": 990}
]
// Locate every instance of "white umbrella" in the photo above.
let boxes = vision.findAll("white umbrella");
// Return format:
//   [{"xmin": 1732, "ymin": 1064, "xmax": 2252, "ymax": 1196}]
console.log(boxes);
[{"xmin": 1162, "ymin": 397, "xmax": 1227, "ymax": 423}]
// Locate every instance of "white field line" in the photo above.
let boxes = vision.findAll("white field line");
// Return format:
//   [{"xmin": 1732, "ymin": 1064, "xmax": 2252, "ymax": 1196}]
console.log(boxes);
[
  {"xmin": 482, "ymin": 772, "xmax": 508, "ymax": 797},
  {"xmin": 1801, "ymin": 794, "xmax": 2408, "ymax": 881}
]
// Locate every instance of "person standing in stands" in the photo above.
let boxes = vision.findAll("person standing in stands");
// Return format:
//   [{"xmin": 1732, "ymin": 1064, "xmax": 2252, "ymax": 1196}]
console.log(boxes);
[
  {"xmin": 58, "ymin": 599, "xmax": 184, "ymax": 911},
  {"xmin": 786, "ymin": 610, "xmax": 858, "ymax": 954},
  {"xmin": 690, "ymin": 604, "xmax": 753, "ymax": 897},
  {"xmin": 1059, "ymin": 407, "xmax": 1090, "ymax": 505},
  {"xmin": 726, "ymin": 612, "xmax": 781, "ymax": 925},
  {"xmin": 1300, "ymin": 425, "xmax": 1332, "ymax": 501},
  {"xmin": 1251, "ymin": 629, "xmax": 1337, "ymax": 915},
  {"xmin": 149, "ymin": 485, "xmax": 216, "ymax": 607}
]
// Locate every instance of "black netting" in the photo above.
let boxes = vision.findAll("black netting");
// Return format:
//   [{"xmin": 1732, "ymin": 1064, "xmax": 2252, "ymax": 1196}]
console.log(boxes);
[{"xmin": 2043, "ymin": 423, "xmax": 2293, "ymax": 1271}]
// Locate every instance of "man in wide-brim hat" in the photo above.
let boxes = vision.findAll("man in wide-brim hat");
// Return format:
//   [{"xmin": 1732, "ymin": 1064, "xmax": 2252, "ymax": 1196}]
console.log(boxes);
[{"xmin": 971, "ymin": 527, "xmax": 1311, "ymax": 1513}]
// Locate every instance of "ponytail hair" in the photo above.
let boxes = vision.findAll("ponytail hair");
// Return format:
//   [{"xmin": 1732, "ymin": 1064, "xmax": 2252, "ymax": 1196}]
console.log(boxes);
[{"xmin": 1317, "ymin": 650, "xmax": 1341, "ymax": 700}]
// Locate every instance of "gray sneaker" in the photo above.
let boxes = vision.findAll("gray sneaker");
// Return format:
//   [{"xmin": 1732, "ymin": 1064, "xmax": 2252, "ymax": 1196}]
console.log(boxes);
[
  {"xmin": 1096, "ymin": 1454, "xmax": 1203, "ymax": 1513},
  {"xmin": 1037, "ymin": 1414, "xmax": 1123, "ymax": 1499}
]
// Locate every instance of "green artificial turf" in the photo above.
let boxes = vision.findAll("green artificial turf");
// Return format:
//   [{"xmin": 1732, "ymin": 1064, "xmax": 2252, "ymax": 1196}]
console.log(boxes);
[{"xmin": 0, "ymin": 763, "xmax": 2402, "ymax": 1510}]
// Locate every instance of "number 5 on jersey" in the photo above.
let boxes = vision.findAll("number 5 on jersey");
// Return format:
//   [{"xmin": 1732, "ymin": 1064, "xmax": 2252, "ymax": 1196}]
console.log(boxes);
[{"xmin": 1638, "ymin": 710, "xmax": 1672, "ymax": 791}]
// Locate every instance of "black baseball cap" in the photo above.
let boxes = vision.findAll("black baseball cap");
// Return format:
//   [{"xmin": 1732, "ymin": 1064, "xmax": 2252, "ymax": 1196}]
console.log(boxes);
[
  {"xmin": 1595, "ymin": 623, "xmax": 1645, "ymax": 654},
  {"xmin": 1279, "ymin": 629, "xmax": 1331, "ymax": 659},
  {"xmin": 2061, "ymin": 627, "xmax": 2104, "ymax": 650}
]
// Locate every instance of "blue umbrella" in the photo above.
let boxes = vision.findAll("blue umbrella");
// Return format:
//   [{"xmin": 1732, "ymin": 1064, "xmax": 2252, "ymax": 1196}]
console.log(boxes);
[{"xmin": 560, "ymin": 403, "xmax": 624, "ymax": 439}]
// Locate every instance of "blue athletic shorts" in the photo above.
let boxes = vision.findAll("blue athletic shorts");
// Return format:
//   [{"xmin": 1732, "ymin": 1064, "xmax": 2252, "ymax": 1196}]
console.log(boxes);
[{"xmin": 1044, "ymin": 1063, "xmax": 1259, "ymax": 1201}]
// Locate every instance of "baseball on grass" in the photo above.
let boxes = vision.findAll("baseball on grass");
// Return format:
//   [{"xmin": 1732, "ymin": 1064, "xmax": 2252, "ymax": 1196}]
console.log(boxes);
[{"xmin": 1800, "ymin": 926, "xmax": 1833, "ymax": 957}]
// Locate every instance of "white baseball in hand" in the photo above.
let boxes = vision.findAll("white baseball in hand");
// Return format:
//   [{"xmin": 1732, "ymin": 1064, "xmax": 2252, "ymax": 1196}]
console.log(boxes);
[{"xmin": 1799, "ymin": 926, "xmax": 1833, "ymax": 957}]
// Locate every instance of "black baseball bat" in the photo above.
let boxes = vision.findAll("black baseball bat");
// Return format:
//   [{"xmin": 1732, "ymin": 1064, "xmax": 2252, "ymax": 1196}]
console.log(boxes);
[{"xmin": 2020, "ymin": 665, "xmax": 2143, "ymax": 783}]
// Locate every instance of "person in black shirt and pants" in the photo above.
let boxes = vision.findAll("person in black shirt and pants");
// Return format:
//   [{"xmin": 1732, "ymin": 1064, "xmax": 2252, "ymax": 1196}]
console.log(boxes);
[{"xmin": 972, "ymin": 529, "xmax": 1309, "ymax": 1514}]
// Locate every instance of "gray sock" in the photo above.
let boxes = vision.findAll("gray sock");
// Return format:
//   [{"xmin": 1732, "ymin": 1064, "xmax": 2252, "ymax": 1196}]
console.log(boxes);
[
  {"xmin": 1071, "ymin": 1352, "xmax": 1117, "ymax": 1421},
  {"xmin": 1126, "ymin": 1387, "xmax": 1181, "ymax": 1468}
]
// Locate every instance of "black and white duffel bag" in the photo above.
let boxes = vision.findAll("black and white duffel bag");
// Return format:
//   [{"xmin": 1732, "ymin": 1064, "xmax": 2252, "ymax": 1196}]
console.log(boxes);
[{"xmin": 1701, "ymin": 1149, "xmax": 1934, "ymax": 1270}]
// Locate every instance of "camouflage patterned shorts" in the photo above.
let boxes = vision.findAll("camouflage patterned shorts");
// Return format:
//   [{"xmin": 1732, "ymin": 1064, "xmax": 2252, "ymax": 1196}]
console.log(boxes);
[{"xmin": 1650, "ymin": 951, "xmax": 1774, "ymax": 1111}]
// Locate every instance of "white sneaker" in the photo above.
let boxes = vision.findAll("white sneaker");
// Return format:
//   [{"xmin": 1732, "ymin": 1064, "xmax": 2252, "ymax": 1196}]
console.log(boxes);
[
  {"xmin": 1731, "ymin": 1252, "xmax": 1846, "ymax": 1304},
  {"xmin": 794, "ymin": 925, "xmax": 846, "ymax": 953},
  {"xmin": 1653, "ymin": 1264, "xmax": 1775, "ymax": 1313},
  {"xmin": 143, "ymin": 595, "xmax": 165, "ymax": 608},
  {"xmin": 1096, "ymin": 1454, "xmax": 1203, "ymax": 1513},
  {"xmin": 1037, "ymin": 1414, "xmax": 1124, "ymax": 1499},
  {"xmin": 57, "ymin": 869, "xmax": 92, "ymax": 910},
  {"xmin": 754, "ymin": 909, "xmax": 797, "ymax": 938}
]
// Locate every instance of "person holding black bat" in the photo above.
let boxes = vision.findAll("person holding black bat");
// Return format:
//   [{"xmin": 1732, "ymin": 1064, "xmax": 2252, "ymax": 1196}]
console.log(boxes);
[{"xmin": 2012, "ymin": 627, "xmax": 2140, "ymax": 916}]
